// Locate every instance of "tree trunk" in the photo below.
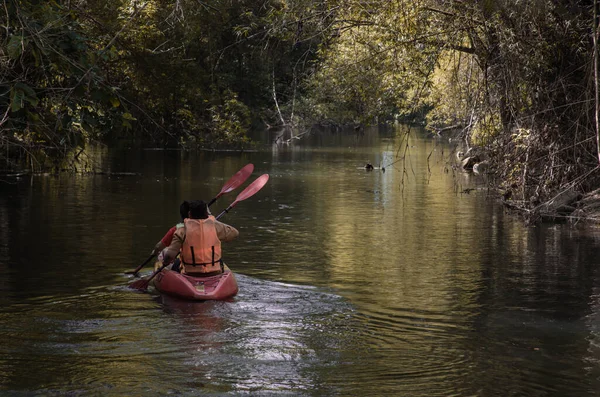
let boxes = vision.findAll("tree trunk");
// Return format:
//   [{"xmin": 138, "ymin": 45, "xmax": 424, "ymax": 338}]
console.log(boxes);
[{"xmin": 595, "ymin": 0, "xmax": 600, "ymax": 163}]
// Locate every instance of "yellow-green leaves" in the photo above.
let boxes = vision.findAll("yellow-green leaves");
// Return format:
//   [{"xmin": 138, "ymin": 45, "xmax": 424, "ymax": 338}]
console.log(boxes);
[{"xmin": 122, "ymin": 112, "xmax": 136, "ymax": 129}]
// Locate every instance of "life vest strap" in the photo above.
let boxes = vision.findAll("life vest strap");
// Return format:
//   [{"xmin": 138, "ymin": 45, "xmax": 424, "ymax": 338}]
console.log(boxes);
[
  {"xmin": 183, "ymin": 245, "xmax": 221, "ymax": 266},
  {"xmin": 183, "ymin": 259, "xmax": 223, "ymax": 267}
]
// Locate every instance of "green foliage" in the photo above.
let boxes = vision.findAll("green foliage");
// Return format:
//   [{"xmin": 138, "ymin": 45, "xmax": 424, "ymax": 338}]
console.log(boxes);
[
  {"xmin": 207, "ymin": 92, "xmax": 252, "ymax": 147},
  {"xmin": 1, "ymin": 0, "xmax": 327, "ymax": 167},
  {"xmin": 7, "ymin": 35, "xmax": 29, "ymax": 59},
  {"xmin": 2, "ymin": 0, "xmax": 598, "ymax": 206},
  {"xmin": 176, "ymin": 92, "xmax": 251, "ymax": 148},
  {"xmin": 425, "ymin": 51, "xmax": 483, "ymax": 129},
  {"xmin": 471, "ymin": 113, "xmax": 502, "ymax": 147},
  {"xmin": 10, "ymin": 82, "xmax": 39, "ymax": 111},
  {"xmin": 301, "ymin": 0, "xmax": 437, "ymax": 125},
  {"xmin": 1, "ymin": 0, "xmax": 129, "ymax": 170},
  {"xmin": 300, "ymin": 0, "xmax": 598, "ymax": 205}
]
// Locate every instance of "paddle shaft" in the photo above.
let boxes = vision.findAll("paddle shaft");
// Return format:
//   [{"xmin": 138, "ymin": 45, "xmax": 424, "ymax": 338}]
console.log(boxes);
[
  {"xmin": 207, "ymin": 195, "xmax": 220, "ymax": 207},
  {"xmin": 208, "ymin": 163, "xmax": 254, "ymax": 207}
]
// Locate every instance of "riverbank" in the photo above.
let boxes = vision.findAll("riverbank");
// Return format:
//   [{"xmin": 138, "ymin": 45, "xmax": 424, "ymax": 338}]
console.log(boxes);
[
  {"xmin": 572, "ymin": 189, "xmax": 600, "ymax": 224},
  {"xmin": 447, "ymin": 136, "xmax": 600, "ymax": 226},
  {"xmin": 501, "ymin": 186, "xmax": 600, "ymax": 226}
]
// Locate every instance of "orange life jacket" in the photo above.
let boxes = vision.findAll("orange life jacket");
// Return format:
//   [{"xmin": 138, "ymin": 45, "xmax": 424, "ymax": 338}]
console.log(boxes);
[{"xmin": 180, "ymin": 216, "xmax": 223, "ymax": 275}]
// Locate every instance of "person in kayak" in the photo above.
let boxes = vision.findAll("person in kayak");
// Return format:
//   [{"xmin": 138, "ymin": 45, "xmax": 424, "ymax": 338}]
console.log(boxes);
[
  {"xmin": 151, "ymin": 201, "xmax": 195, "ymax": 272},
  {"xmin": 162, "ymin": 200, "xmax": 239, "ymax": 276},
  {"xmin": 152, "ymin": 200, "xmax": 190, "ymax": 257}
]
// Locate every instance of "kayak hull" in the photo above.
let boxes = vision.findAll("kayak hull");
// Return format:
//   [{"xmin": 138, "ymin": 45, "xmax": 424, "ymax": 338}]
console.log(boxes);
[{"xmin": 153, "ymin": 269, "xmax": 239, "ymax": 301}]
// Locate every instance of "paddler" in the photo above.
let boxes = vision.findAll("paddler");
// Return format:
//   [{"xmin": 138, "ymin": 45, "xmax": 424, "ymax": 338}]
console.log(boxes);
[
  {"xmin": 151, "ymin": 200, "xmax": 190, "ymax": 272},
  {"xmin": 161, "ymin": 200, "xmax": 239, "ymax": 276},
  {"xmin": 152, "ymin": 201, "xmax": 189, "ymax": 256}
]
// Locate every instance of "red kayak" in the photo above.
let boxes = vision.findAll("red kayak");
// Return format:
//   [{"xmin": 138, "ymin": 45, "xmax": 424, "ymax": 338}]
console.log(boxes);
[{"xmin": 153, "ymin": 269, "xmax": 239, "ymax": 301}]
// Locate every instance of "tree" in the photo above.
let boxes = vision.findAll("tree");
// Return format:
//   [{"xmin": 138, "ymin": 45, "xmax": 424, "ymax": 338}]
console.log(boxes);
[
  {"xmin": 1, "ymin": 0, "xmax": 130, "ymax": 170},
  {"xmin": 303, "ymin": 0, "xmax": 599, "ymax": 208}
]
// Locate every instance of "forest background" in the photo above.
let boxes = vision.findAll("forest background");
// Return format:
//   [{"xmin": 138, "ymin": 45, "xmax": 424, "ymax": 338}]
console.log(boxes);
[{"xmin": 2, "ymin": 0, "xmax": 600, "ymax": 217}]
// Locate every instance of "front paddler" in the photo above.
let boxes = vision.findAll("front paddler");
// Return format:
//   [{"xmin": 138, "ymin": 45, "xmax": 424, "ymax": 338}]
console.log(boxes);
[{"xmin": 162, "ymin": 200, "xmax": 239, "ymax": 276}]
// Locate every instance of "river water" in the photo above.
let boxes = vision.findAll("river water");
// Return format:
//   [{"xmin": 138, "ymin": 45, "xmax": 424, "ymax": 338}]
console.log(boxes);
[{"xmin": 1, "ymin": 125, "xmax": 600, "ymax": 396}]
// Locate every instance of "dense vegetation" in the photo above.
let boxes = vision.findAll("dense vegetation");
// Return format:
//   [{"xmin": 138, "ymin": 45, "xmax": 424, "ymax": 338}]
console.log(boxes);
[
  {"xmin": 1, "ymin": 0, "xmax": 327, "ymax": 167},
  {"xmin": 2, "ymin": 0, "xmax": 600, "ymax": 214}
]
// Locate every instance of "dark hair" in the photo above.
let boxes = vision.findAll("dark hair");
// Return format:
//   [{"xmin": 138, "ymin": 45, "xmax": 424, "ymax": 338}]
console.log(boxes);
[
  {"xmin": 188, "ymin": 200, "xmax": 209, "ymax": 219},
  {"xmin": 179, "ymin": 201, "xmax": 190, "ymax": 220}
]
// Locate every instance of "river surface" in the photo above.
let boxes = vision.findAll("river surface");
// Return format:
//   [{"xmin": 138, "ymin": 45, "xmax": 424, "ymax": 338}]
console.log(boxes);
[{"xmin": 1, "ymin": 125, "xmax": 600, "ymax": 396}]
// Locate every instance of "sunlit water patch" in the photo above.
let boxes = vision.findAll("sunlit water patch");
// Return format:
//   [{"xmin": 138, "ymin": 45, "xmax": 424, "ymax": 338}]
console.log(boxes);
[{"xmin": 149, "ymin": 274, "xmax": 359, "ymax": 394}]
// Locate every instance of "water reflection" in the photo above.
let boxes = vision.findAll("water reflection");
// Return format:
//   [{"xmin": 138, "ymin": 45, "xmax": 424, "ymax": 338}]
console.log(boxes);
[
  {"xmin": 0, "ymin": 126, "xmax": 599, "ymax": 395},
  {"xmin": 150, "ymin": 275, "xmax": 358, "ymax": 394}
]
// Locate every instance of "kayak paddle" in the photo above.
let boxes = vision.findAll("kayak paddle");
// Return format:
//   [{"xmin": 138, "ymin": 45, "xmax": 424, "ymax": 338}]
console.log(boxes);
[
  {"xmin": 129, "ymin": 173, "xmax": 270, "ymax": 292},
  {"xmin": 124, "ymin": 163, "xmax": 254, "ymax": 276},
  {"xmin": 215, "ymin": 174, "xmax": 269, "ymax": 219},
  {"xmin": 207, "ymin": 163, "xmax": 254, "ymax": 207}
]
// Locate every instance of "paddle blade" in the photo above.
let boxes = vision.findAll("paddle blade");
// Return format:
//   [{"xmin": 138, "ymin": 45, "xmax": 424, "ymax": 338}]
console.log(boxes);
[
  {"xmin": 128, "ymin": 278, "xmax": 150, "ymax": 291},
  {"xmin": 129, "ymin": 263, "xmax": 167, "ymax": 291},
  {"xmin": 215, "ymin": 174, "xmax": 269, "ymax": 220},
  {"xmin": 234, "ymin": 174, "xmax": 269, "ymax": 203},
  {"xmin": 220, "ymin": 163, "xmax": 254, "ymax": 195}
]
